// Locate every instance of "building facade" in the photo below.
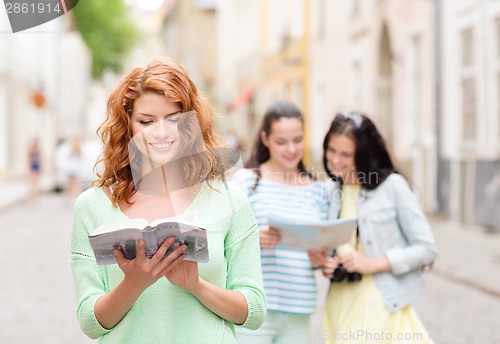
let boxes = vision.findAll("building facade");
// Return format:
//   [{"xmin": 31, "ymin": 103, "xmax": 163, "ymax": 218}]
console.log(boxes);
[
  {"xmin": 0, "ymin": 12, "xmax": 91, "ymax": 185},
  {"xmin": 162, "ymin": 0, "xmax": 218, "ymax": 106},
  {"xmin": 217, "ymin": 0, "xmax": 311, "ymax": 161},
  {"xmin": 309, "ymin": 0, "xmax": 437, "ymax": 212},
  {"xmin": 216, "ymin": 0, "xmax": 500, "ymax": 229},
  {"xmin": 441, "ymin": 0, "xmax": 500, "ymax": 229}
]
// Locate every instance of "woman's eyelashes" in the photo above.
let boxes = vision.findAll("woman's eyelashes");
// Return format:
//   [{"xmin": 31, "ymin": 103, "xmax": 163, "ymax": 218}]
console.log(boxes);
[
  {"xmin": 328, "ymin": 147, "xmax": 353, "ymax": 158},
  {"xmin": 167, "ymin": 115, "xmax": 179, "ymax": 123},
  {"xmin": 139, "ymin": 115, "xmax": 179, "ymax": 126},
  {"xmin": 274, "ymin": 137, "xmax": 303, "ymax": 145}
]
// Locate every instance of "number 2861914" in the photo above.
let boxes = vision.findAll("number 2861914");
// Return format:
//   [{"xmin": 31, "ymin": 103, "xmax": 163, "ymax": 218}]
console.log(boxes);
[{"xmin": 5, "ymin": 2, "xmax": 63, "ymax": 14}]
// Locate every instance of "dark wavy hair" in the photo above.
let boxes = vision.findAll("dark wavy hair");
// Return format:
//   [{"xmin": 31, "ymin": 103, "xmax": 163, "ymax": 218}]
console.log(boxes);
[{"xmin": 322, "ymin": 112, "xmax": 396, "ymax": 190}]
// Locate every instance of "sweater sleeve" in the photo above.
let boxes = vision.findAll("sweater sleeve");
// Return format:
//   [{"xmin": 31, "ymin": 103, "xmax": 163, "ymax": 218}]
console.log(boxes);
[
  {"xmin": 384, "ymin": 175, "xmax": 438, "ymax": 275},
  {"xmin": 224, "ymin": 185, "xmax": 266, "ymax": 330},
  {"xmin": 70, "ymin": 190, "xmax": 112, "ymax": 339}
]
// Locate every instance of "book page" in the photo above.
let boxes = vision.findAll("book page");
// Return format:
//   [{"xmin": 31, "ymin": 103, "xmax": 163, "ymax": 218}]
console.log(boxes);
[
  {"xmin": 89, "ymin": 218, "xmax": 149, "ymax": 237},
  {"xmin": 268, "ymin": 215, "xmax": 357, "ymax": 250},
  {"xmin": 153, "ymin": 221, "xmax": 209, "ymax": 263},
  {"xmin": 149, "ymin": 213, "xmax": 200, "ymax": 231},
  {"xmin": 89, "ymin": 229, "xmax": 144, "ymax": 264}
]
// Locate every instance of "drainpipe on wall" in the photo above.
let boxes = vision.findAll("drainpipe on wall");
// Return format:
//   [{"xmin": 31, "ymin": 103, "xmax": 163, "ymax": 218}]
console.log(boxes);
[{"xmin": 434, "ymin": 0, "xmax": 443, "ymax": 213}]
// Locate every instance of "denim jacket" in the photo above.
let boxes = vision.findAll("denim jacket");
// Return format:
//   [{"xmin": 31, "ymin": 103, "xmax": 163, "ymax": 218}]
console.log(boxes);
[{"xmin": 327, "ymin": 173, "xmax": 437, "ymax": 312}]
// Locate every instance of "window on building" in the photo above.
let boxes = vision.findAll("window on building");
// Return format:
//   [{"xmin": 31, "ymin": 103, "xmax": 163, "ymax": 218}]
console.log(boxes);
[
  {"xmin": 410, "ymin": 35, "xmax": 422, "ymax": 145},
  {"xmin": 462, "ymin": 78, "xmax": 476, "ymax": 141},
  {"xmin": 350, "ymin": 60, "xmax": 362, "ymax": 108},
  {"xmin": 496, "ymin": 18, "xmax": 500, "ymax": 142},
  {"xmin": 351, "ymin": 0, "xmax": 361, "ymax": 17},
  {"xmin": 462, "ymin": 28, "xmax": 474, "ymax": 66},
  {"xmin": 497, "ymin": 72, "xmax": 500, "ymax": 142},
  {"xmin": 318, "ymin": 0, "xmax": 325, "ymax": 38},
  {"xmin": 461, "ymin": 28, "xmax": 476, "ymax": 142}
]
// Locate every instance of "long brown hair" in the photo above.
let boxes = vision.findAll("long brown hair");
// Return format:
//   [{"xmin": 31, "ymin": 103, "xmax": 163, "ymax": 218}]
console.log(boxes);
[{"xmin": 94, "ymin": 57, "xmax": 223, "ymax": 205}]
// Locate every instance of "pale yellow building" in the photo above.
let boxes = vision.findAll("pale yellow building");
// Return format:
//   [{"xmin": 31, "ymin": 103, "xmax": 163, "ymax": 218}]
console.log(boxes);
[{"xmin": 217, "ymin": 0, "xmax": 312, "ymax": 161}]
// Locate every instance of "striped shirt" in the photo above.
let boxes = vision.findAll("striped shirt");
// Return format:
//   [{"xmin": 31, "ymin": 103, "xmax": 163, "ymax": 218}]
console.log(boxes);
[{"xmin": 232, "ymin": 168, "xmax": 330, "ymax": 314}]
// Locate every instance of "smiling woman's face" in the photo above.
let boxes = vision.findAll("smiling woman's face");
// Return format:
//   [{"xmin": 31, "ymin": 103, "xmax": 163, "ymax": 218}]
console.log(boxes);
[
  {"xmin": 262, "ymin": 117, "xmax": 305, "ymax": 171},
  {"xmin": 130, "ymin": 92, "xmax": 183, "ymax": 166},
  {"xmin": 326, "ymin": 133, "xmax": 358, "ymax": 183}
]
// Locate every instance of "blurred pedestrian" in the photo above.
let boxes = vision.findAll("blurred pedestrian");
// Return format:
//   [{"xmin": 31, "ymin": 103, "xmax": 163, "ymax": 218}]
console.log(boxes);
[
  {"xmin": 27, "ymin": 137, "xmax": 42, "ymax": 202},
  {"xmin": 320, "ymin": 111, "xmax": 437, "ymax": 343},
  {"xmin": 232, "ymin": 100, "xmax": 330, "ymax": 344},
  {"xmin": 70, "ymin": 57, "xmax": 266, "ymax": 343},
  {"xmin": 65, "ymin": 136, "xmax": 83, "ymax": 200}
]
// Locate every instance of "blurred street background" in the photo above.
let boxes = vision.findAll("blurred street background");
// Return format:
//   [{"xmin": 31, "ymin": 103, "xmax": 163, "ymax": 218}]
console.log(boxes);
[{"xmin": 1, "ymin": 0, "xmax": 500, "ymax": 343}]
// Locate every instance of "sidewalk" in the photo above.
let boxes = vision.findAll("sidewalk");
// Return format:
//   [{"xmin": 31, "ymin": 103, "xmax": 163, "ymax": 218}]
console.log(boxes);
[
  {"xmin": 428, "ymin": 216, "xmax": 500, "ymax": 298},
  {"xmin": 0, "ymin": 179, "xmax": 28, "ymax": 212},
  {"xmin": 0, "ymin": 176, "xmax": 54, "ymax": 212}
]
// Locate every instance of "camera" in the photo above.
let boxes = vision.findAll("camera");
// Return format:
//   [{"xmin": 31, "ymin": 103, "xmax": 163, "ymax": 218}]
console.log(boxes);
[
  {"xmin": 330, "ymin": 263, "xmax": 362, "ymax": 283},
  {"xmin": 330, "ymin": 245, "xmax": 362, "ymax": 283}
]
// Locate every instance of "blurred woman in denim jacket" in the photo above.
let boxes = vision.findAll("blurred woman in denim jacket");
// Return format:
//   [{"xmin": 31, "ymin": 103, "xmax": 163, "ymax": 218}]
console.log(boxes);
[{"xmin": 320, "ymin": 112, "xmax": 437, "ymax": 343}]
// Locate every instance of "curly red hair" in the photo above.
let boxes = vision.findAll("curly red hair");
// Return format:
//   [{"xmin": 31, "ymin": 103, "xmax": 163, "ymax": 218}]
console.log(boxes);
[{"xmin": 94, "ymin": 58, "xmax": 223, "ymax": 206}]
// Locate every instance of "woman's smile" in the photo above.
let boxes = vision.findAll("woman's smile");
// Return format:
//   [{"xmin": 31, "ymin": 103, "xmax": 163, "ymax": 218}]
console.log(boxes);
[{"xmin": 149, "ymin": 141, "xmax": 175, "ymax": 151}]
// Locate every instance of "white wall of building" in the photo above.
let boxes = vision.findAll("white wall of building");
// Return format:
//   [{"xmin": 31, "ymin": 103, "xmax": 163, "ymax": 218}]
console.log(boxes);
[
  {"xmin": 0, "ymin": 11, "xmax": 91, "ymax": 181},
  {"xmin": 216, "ymin": 0, "xmax": 262, "ymax": 150},
  {"xmin": 216, "ymin": 0, "xmax": 500, "ymax": 220},
  {"xmin": 308, "ymin": 0, "xmax": 436, "ymax": 209},
  {"xmin": 440, "ymin": 0, "xmax": 500, "ymax": 226}
]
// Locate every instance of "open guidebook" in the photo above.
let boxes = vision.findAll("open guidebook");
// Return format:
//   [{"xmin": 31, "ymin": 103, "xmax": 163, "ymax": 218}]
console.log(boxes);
[
  {"xmin": 89, "ymin": 218, "xmax": 209, "ymax": 265},
  {"xmin": 268, "ymin": 214, "xmax": 357, "ymax": 250}
]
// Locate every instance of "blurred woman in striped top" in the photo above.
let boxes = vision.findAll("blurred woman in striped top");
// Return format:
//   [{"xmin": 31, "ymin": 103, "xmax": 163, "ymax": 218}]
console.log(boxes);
[{"xmin": 232, "ymin": 100, "xmax": 330, "ymax": 344}]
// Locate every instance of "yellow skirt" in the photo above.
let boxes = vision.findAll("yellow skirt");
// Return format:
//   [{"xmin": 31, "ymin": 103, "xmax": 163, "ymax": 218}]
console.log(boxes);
[{"xmin": 323, "ymin": 274, "xmax": 434, "ymax": 344}]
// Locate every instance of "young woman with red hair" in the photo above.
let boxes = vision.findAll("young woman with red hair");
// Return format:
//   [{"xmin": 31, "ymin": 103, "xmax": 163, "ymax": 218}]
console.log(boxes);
[{"xmin": 70, "ymin": 58, "xmax": 266, "ymax": 343}]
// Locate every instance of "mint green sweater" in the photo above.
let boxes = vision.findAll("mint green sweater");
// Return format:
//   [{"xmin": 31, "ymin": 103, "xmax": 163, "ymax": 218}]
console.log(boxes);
[{"xmin": 70, "ymin": 181, "xmax": 266, "ymax": 343}]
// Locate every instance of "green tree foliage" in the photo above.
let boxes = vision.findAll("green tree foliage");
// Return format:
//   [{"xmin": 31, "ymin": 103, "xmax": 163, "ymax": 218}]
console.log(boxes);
[{"xmin": 72, "ymin": 0, "xmax": 139, "ymax": 79}]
